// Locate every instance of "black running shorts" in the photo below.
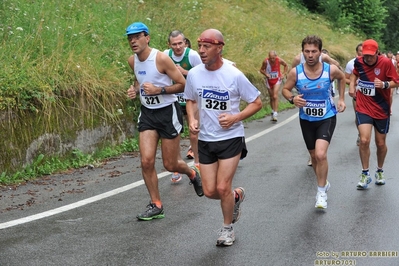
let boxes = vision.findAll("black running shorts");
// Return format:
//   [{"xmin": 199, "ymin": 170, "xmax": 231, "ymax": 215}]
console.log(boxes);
[
  {"xmin": 138, "ymin": 102, "xmax": 184, "ymax": 139},
  {"xmin": 300, "ymin": 116, "xmax": 336, "ymax": 150},
  {"xmin": 198, "ymin": 137, "xmax": 247, "ymax": 164}
]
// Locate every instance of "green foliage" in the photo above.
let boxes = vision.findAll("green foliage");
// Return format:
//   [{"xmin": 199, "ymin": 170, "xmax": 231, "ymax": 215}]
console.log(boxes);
[
  {"xmin": 309, "ymin": 0, "xmax": 388, "ymax": 43},
  {"xmin": 343, "ymin": 0, "xmax": 387, "ymax": 41},
  {"xmin": 1, "ymin": 0, "xmax": 362, "ymax": 113},
  {"xmin": 319, "ymin": 0, "xmax": 354, "ymax": 34},
  {"xmin": 381, "ymin": 0, "xmax": 399, "ymax": 52},
  {"xmin": 299, "ymin": 0, "xmax": 320, "ymax": 11},
  {"xmin": 283, "ymin": 0, "xmax": 312, "ymax": 12},
  {"xmin": 0, "ymin": 0, "xmax": 129, "ymax": 111},
  {"xmin": 0, "ymin": 137, "xmax": 140, "ymax": 185},
  {"xmin": 120, "ymin": 137, "xmax": 139, "ymax": 152}
]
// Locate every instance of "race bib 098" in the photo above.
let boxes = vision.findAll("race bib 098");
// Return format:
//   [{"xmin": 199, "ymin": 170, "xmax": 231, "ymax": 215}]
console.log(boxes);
[{"xmin": 303, "ymin": 100, "xmax": 327, "ymax": 117}]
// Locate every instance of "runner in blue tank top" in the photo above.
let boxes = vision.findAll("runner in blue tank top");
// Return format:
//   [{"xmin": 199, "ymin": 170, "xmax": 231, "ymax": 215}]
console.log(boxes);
[
  {"xmin": 282, "ymin": 35, "xmax": 346, "ymax": 209},
  {"xmin": 295, "ymin": 62, "xmax": 337, "ymax": 121}
]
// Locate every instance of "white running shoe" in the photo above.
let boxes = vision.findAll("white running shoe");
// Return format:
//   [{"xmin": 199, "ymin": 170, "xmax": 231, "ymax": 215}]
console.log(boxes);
[
  {"xmin": 216, "ymin": 226, "xmax": 235, "ymax": 246},
  {"xmin": 315, "ymin": 181, "xmax": 330, "ymax": 209},
  {"xmin": 357, "ymin": 173, "xmax": 372, "ymax": 190},
  {"xmin": 375, "ymin": 171, "xmax": 386, "ymax": 185}
]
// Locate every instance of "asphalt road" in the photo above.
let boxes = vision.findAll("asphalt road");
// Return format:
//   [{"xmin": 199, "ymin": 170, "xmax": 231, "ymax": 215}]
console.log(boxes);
[{"xmin": 1, "ymin": 94, "xmax": 399, "ymax": 266}]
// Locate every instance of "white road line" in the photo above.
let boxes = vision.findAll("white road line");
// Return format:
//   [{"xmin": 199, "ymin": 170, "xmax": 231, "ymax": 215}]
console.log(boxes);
[
  {"xmin": 0, "ymin": 112, "xmax": 298, "ymax": 230},
  {"xmin": 246, "ymin": 112, "xmax": 298, "ymax": 142}
]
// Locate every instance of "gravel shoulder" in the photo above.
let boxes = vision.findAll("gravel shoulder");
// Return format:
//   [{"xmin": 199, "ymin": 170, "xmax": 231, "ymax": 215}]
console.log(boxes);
[{"xmin": 0, "ymin": 139, "xmax": 191, "ymax": 215}]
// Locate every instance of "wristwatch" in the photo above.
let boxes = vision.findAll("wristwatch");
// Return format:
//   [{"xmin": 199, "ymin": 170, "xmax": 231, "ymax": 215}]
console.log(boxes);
[
  {"xmin": 288, "ymin": 96, "xmax": 295, "ymax": 104},
  {"xmin": 160, "ymin": 87, "xmax": 166, "ymax": 94},
  {"xmin": 383, "ymin": 81, "xmax": 389, "ymax": 89}
]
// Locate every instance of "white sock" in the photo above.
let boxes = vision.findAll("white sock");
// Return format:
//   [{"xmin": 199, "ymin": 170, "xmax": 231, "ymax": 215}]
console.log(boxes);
[{"xmin": 317, "ymin": 183, "xmax": 328, "ymax": 193}]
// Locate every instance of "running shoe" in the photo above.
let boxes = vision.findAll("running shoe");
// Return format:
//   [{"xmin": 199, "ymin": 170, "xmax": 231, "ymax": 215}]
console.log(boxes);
[
  {"xmin": 375, "ymin": 171, "xmax": 386, "ymax": 185},
  {"xmin": 307, "ymin": 156, "xmax": 312, "ymax": 166},
  {"xmin": 357, "ymin": 173, "xmax": 372, "ymax": 190},
  {"xmin": 216, "ymin": 226, "xmax": 235, "ymax": 246},
  {"xmin": 136, "ymin": 203, "xmax": 165, "ymax": 221},
  {"xmin": 315, "ymin": 181, "xmax": 330, "ymax": 209},
  {"xmin": 189, "ymin": 166, "xmax": 204, "ymax": 197},
  {"xmin": 232, "ymin": 187, "xmax": 245, "ymax": 224},
  {"xmin": 271, "ymin": 112, "xmax": 278, "ymax": 122},
  {"xmin": 186, "ymin": 146, "xmax": 194, "ymax": 159},
  {"xmin": 171, "ymin": 172, "xmax": 182, "ymax": 183}
]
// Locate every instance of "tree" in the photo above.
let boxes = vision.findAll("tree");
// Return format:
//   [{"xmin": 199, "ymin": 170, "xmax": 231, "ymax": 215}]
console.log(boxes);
[
  {"xmin": 292, "ymin": 0, "xmax": 392, "ymax": 49},
  {"xmin": 342, "ymin": 0, "xmax": 387, "ymax": 41},
  {"xmin": 381, "ymin": 0, "xmax": 399, "ymax": 52}
]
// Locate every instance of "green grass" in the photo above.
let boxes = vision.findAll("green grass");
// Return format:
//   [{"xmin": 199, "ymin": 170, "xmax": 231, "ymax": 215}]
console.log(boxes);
[
  {"xmin": 0, "ymin": 0, "xmax": 363, "ymax": 185},
  {"xmin": 0, "ymin": 137, "xmax": 139, "ymax": 185},
  {"xmin": 1, "ymin": 0, "xmax": 362, "ymax": 111}
]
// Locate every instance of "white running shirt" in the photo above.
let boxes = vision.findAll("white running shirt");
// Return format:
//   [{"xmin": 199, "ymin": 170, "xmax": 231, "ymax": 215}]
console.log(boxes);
[
  {"xmin": 345, "ymin": 58, "xmax": 356, "ymax": 75},
  {"xmin": 184, "ymin": 62, "xmax": 260, "ymax": 141}
]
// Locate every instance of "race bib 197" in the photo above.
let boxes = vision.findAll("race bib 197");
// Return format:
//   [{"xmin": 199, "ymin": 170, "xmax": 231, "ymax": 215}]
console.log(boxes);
[{"xmin": 357, "ymin": 80, "xmax": 375, "ymax": 96}]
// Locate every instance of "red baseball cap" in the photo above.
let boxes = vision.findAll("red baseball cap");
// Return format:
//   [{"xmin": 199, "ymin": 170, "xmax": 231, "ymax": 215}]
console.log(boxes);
[{"xmin": 362, "ymin": 39, "xmax": 378, "ymax": 55}]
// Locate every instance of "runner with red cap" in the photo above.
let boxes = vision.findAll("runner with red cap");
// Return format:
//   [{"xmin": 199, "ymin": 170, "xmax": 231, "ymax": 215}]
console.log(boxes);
[{"xmin": 349, "ymin": 39, "xmax": 399, "ymax": 189}]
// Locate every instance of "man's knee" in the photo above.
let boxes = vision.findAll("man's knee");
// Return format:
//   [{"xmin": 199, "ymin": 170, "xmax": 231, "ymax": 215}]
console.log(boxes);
[
  {"xmin": 216, "ymin": 184, "xmax": 232, "ymax": 198},
  {"xmin": 314, "ymin": 151, "xmax": 327, "ymax": 162},
  {"xmin": 162, "ymin": 157, "xmax": 179, "ymax": 172},
  {"xmin": 203, "ymin": 187, "xmax": 218, "ymax": 199},
  {"xmin": 141, "ymin": 157, "xmax": 155, "ymax": 170},
  {"xmin": 358, "ymin": 137, "xmax": 371, "ymax": 146},
  {"xmin": 375, "ymin": 140, "xmax": 386, "ymax": 149}
]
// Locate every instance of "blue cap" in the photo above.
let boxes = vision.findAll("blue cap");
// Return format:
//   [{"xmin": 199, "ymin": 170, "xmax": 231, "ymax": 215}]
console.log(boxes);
[{"xmin": 125, "ymin": 22, "xmax": 149, "ymax": 35}]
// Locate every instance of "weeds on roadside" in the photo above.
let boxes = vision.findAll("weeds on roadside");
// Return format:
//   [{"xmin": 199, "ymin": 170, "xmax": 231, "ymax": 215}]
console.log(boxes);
[{"xmin": 0, "ymin": 137, "xmax": 139, "ymax": 186}]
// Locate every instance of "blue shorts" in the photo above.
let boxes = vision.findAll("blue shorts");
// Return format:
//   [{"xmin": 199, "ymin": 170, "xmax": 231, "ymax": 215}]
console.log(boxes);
[{"xmin": 356, "ymin": 112, "xmax": 390, "ymax": 134}]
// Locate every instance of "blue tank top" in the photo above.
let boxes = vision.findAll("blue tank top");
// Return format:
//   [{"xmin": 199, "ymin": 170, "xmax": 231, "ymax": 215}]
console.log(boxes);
[{"xmin": 295, "ymin": 62, "xmax": 337, "ymax": 121}]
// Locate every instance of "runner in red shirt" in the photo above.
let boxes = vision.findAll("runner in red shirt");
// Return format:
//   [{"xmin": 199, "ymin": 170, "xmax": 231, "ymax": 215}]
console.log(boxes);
[
  {"xmin": 260, "ymin": 51, "xmax": 288, "ymax": 122},
  {"xmin": 349, "ymin": 39, "xmax": 399, "ymax": 189}
]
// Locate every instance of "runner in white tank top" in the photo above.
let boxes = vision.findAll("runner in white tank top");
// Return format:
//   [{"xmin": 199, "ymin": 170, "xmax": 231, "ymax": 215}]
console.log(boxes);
[{"xmin": 126, "ymin": 22, "xmax": 204, "ymax": 222}]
